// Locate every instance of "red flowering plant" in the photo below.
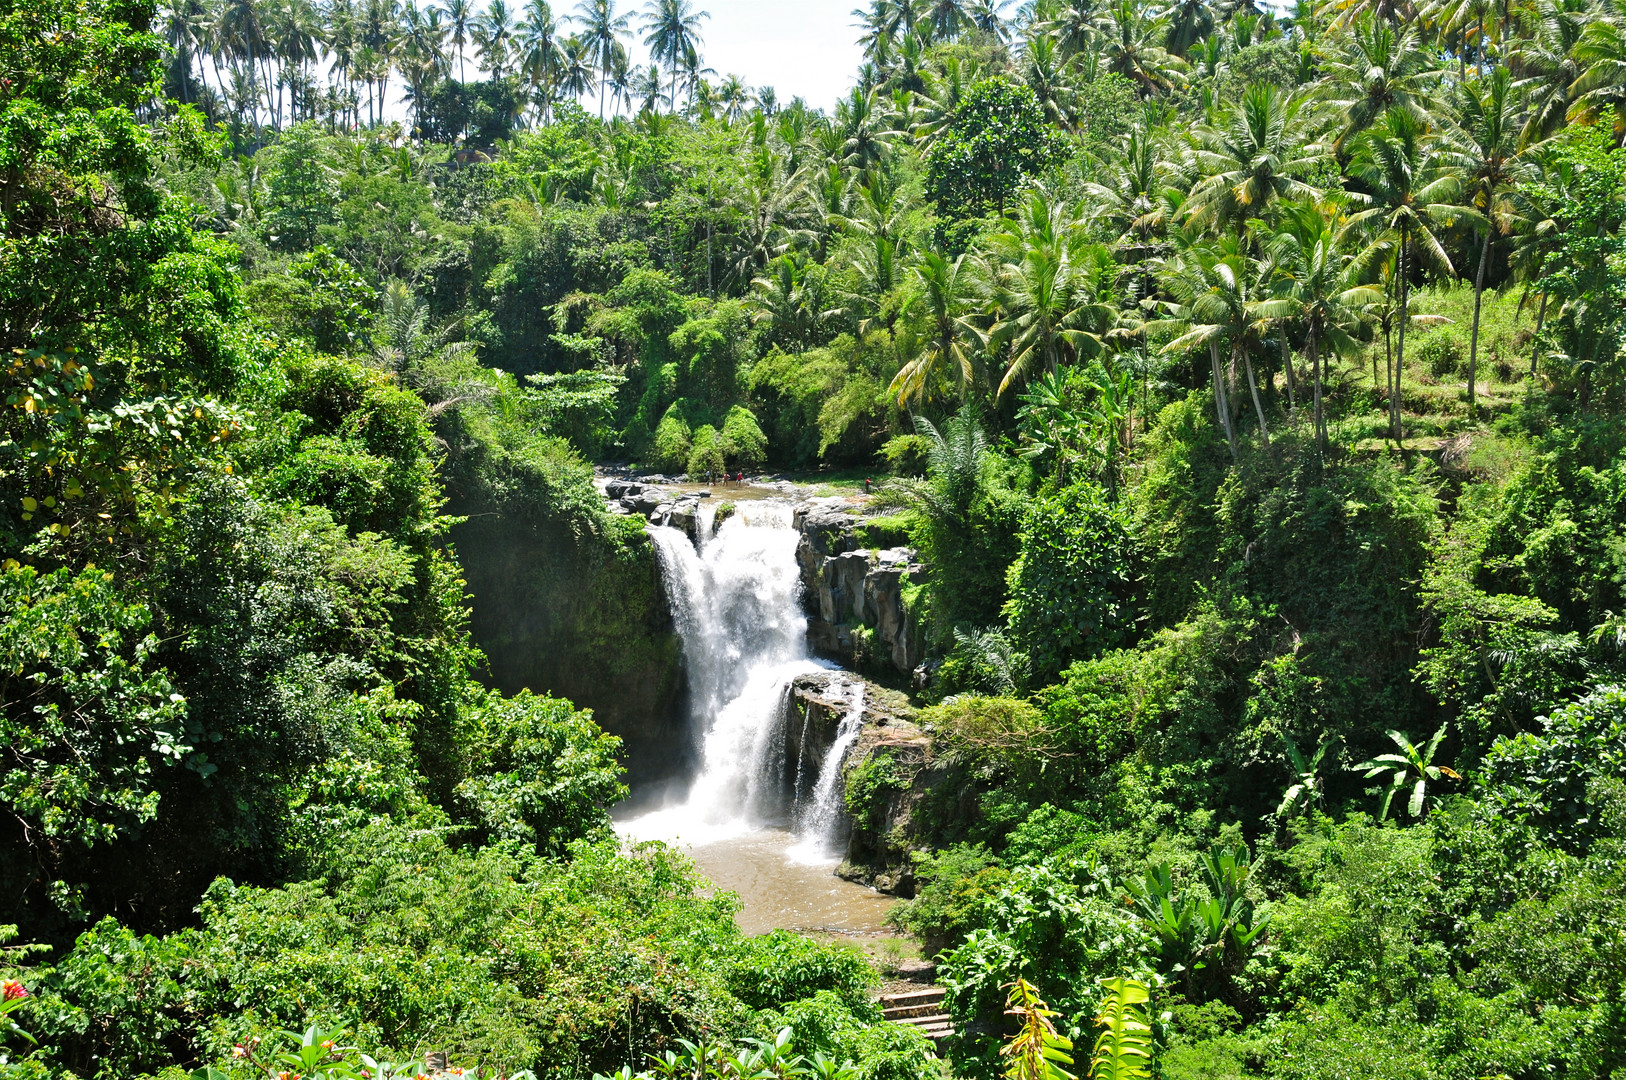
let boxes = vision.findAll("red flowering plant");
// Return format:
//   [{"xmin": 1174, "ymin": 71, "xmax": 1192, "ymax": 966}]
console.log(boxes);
[{"xmin": 1, "ymin": 923, "xmax": 46, "ymax": 1065}]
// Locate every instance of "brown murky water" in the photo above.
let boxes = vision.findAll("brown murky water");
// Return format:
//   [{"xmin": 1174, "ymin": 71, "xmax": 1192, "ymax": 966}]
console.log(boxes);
[{"xmin": 679, "ymin": 829, "xmax": 896, "ymax": 936}]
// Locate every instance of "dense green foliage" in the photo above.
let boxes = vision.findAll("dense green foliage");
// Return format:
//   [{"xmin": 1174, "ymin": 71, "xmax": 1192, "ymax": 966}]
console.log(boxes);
[{"xmin": 10, "ymin": 0, "xmax": 1626, "ymax": 1076}]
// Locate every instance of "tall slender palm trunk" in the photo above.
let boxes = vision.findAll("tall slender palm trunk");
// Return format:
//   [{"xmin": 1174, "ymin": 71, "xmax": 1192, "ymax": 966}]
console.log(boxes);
[
  {"xmin": 1468, "ymin": 228, "xmax": 1493, "ymax": 419},
  {"xmin": 1210, "ymin": 341, "xmax": 1238, "ymax": 461},
  {"xmin": 1311, "ymin": 329, "xmax": 1326, "ymax": 449},
  {"xmin": 1241, "ymin": 347, "xmax": 1270, "ymax": 445},
  {"xmin": 1531, "ymin": 290, "xmax": 1547, "ymax": 378},
  {"xmin": 1392, "ymin": 224, "xmax": 1409, "ymax": 442}
]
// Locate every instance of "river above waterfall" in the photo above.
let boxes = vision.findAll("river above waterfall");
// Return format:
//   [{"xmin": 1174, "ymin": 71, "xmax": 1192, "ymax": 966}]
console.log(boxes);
[{"xmin": 614, "ymin": 498, "xmax": 896, "ymax": 936}]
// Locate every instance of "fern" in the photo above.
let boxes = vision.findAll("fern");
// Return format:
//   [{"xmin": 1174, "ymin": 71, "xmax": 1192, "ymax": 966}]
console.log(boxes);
[
  {"xmin": 1089, "ymin": 978, "xmax": 1154, "ymax": 1080},
  {"xmin": 1000, "ymin": 978, "xmax": 1077, "ymax": 1080}
]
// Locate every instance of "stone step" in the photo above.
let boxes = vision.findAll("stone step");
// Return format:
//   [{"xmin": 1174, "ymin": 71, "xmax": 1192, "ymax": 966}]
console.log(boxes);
[
  {"xmin": 883, "ymin": 1001, "xmax": 947, "ymax": 1020},
  {"xmin": 879, "ymin": 988, "xmax": 946, "ymax": 1008},
  {"xmin": 895, "ymin": 1012, "xmax": 952, "ymax": 1029}
]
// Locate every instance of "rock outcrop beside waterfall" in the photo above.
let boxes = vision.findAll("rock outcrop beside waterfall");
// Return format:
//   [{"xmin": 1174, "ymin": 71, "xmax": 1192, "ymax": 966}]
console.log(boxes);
[{"xmin": 793, "ymin": 499, "xmax": 926, "ymax": 680}]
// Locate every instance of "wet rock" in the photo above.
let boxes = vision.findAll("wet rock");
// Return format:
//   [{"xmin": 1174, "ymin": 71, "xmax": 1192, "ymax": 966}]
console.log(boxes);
[
  {"xmin": 668, "ymin": 500, "xmax": 701, "ymax": 542},
  {"xmin": 633, "ymin": 490, "xmax": 666, "ymax": 514},
  {"xmin": 605, "ymin": 479, "xmax": 645, "ymax": 500}
]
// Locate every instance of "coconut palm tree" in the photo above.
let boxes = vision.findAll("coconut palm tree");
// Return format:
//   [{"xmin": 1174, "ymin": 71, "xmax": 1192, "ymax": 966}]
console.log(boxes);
[
  {"xmin": 162, "ymin": 0, "xmax": 211, "ymax": 105},
  {"xmin": 1156, "ymin": 244, "xmax": 1243, "ymax": 458},
  {"xmin": 1180, "ymin": 82, "xmax": 1323, "ymax": 235},
  {"xmin": 1159, "ymin": 236, "xmax": 1274, "ymax": 451},
  {"xmin": 642, "ymin": 0, "xmax": 706, "ymax": 112},
  {"xmin": 573, "ymin": 0, "xmax": 631, "ymax": 118},
  {"xmin": 475, "ymin": 0, "xmax": 515, "ymax": 78},
  {"xmin": 1315, "ymin": 18, "xmax": 1439, "ymax": 159},
  {"xmin": 558, "ymin": 32, "xmax": 598, "ymax": 99},
  {"xmin": 1164, "ymin": 0, "xmax": 1215, "ymax": 56},
  {"xmin": 891, "ymin": 252, "xmax": 990, "ymax": 404},
  {"xmin": 1347, "ymin": 107, "xmax": 1463, "ymax": 440},
  {"xmin": 1261, "ymin": 199, "xmax": 1382, "ymax": 446},
  {"xmin": 1021, "ymin": 33, "xmax": 1080, "ymax": 128},
  {"xmin": 1508, "ymin": 0, "xmax": 1588, "ymax": 148},
  {"xmin": 923, "ymin": 0, "xmax": 973, "ymax": 39},
  {"xmin": 1094, "ymin": 0, "xmax": 1188, "ymax": 95},
  {"xmin": 517, "ymin": 0, "xmax": 564, "ymax": 120},
  {"xmin": 1452, "ymin": 66, "xmax": 1531, "ymax": 417},
  {"xmin": 986, "ymin": 192, "xmax": 1118, "ymax": 397},
  {"xmin": 439, "ymin": 0, "xmax": 473, "ymax": 80}
]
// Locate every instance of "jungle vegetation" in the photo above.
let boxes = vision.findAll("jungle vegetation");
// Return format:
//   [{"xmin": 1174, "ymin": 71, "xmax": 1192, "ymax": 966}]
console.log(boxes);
[{"xmin": 3, "ymin": 0, "xmax": 1626, "ymax": 1077}]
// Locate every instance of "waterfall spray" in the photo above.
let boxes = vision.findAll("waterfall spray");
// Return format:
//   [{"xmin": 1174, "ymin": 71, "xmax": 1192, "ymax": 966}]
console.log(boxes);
[{"xmin": 624, "ymin": 503, "xmax": 826, "ymax": 845}]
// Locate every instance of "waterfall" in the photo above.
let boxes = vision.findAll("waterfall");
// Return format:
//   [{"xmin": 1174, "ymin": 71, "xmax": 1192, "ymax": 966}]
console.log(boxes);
[
  {"xmin": 623, "ymin": 503, "xmax": 827, "ymax": 846},
  {"xmin": 788, "ymin": 682, "xmax": 866, "ymax": 863}
]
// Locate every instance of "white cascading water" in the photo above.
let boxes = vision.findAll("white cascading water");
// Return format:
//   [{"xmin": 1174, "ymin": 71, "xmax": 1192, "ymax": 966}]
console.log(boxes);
[
  {"xmin": 623, "ymin": 502, "xmax": 839, "ymax": 848},
  {"xmin": 787, "ymin": 682, "xmax": 866, "ymax": 862}
]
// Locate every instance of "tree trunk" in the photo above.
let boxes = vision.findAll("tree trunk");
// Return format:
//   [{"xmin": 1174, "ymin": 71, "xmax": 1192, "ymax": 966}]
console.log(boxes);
[
  {"xmin": 1242, "ymin": 347, "xmax": 1270, "ymax": 445},
  {"xmin": 1311, "ymin": 327, "xmax": 1325, "ymax": 449},
  {"xmin": 1531, "ymin": 289, "xmax": 1547, "ymax": 378},
  {"xmin": 1211, "ymin": 341, "xmax": 1238, "ymax": 461},
  {"xmin": 1468, "ymin": 227, "xmax": 1493, "ymax": 420},
  {"xmin": 1393, "ymin": 223, "xmax": 1409, "ymax": 442},
  {"xmin": 1283, "ymin": 324, "xmax": 1297, "ymax": 413}
]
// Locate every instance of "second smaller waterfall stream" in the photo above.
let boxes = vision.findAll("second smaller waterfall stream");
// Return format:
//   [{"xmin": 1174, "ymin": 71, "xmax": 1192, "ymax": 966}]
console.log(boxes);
[{"xmin": 618, "ymin": 498, "xmax": 891, "ymax": 932}]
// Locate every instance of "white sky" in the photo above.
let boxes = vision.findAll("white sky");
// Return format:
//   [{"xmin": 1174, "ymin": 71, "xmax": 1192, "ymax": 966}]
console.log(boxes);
[{"xmin": 663, "ymin": 0, "xmax": 866, "ymax": 110}]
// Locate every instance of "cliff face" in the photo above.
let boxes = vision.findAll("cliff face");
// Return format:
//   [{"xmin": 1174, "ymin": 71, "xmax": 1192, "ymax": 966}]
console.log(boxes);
[
  {"xmin": 453, "ymin": 513, "xmax": 690, "ymax": 786},
  {"xmin": 793, "ymin": 500, "xmax": 927, "ymax": 682}
]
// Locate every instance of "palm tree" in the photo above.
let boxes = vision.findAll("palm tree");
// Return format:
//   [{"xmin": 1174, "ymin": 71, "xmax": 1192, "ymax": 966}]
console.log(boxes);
[
  {"xmin": 475, "ymin": 0, "xmax": 515, "ymax": 78},
  {"xmin": 1084, "ymin": 124, "xmax": 1179, "ymax": 261},
  {"xmin": 1158, "ymin": 236, "xmax": 1274, "ymax": 452},
  {"xmin": 1352, "ymin": 725, "xmax": 1459, "ymax": 819},
  {"xmin": 836, "ymin": 87, "xmax": 901, "ymax": 170},
  {"xmin": 642, "ymin": 0, "xmax": 706, "ymax": 113},
  {"xmin": 218, "ymin": 0, "xmax": 271, "ymax": 124},
  {"xmin": 1508, "ymin": 0, "xmax": 1587, "ymax": 148},
  {"xmin": 1164, "ymin": 0, "xmax": 1215, "ymax": 56},
  {"xmin": 967, "ymin": 0, "xmax": 1011, "ymax": 37},
  {"xmin": 574, "ymin": 0, "xmax": 631, "ymax": 118},
  {"xmin": 1453, "ymin": 66, "xmax": 1530, "ymax": 418},
  {"xmin": 891, "ymin": 253, "xmax": 989, "ymax": 405},
  {"xmin": 1039, "ymin": 0, "xmax": 1099, "ymax": 59},
  {"xmin": 1261, "ymin": 199, "xmax": 1381, "ymax": 446},
  {"xmin": 923, "ymin": 0, "xmax": 973, "ymax": 39},
  {"xmin": 717, "ymin": 73, "xmax": 750, "ymax": 121},
  {"xmin": 1315, "ymin": 18, "xmax": 1439, "ymax": 160},
  {"xmin": 1157, "ymin": 245, "xmax": 1243, "ymax": 459},
  {"xmin": 1348, "ymin": 107, "xmax": 1462, "ymax": 440},
  {"xmin": 1020, "ymin": 33, "xmax": 1080, "ymax": 129},
  {"xmin": 1094, "ymin": 0, "xmax": 1187, "ymax": 96},
  {"xmin": 986, "ymin": 192, "xmax": 1118, "ymax": 397},
  {"xmin": 1567, "ymin": 12, "xmax": 1626, "ymax": 138},
  {"xmin": 558, "ymin": 32, "xmax": 598, "ymax": 99},
  {"xmin": 517, "ymin": 0, "xmax": 564, "ymax": 120},
  {"xmin": 440, "ymin": 0, "xmax": 473, "ymax": 80},
  {"xmin": 1180, "ymin": 82, "xmax": 1322, "ymax": 235},
  {"xmin": 162, "ymin": 0, "xmax": 210, "ymax": 105}
]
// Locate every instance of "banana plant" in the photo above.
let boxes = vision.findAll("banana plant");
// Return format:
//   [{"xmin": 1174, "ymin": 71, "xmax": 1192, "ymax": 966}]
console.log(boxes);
[
  {"xmin": 1277, "ymin": 736, "xmax": 1337, "ymax": 819},
  {"xmin": 1088, "ymin": 978, "xmax": 1154, "ymax": 1080},
  {"xmin": 1352, "ymin": 725, "xmax": 1462, "ymax": 819}
]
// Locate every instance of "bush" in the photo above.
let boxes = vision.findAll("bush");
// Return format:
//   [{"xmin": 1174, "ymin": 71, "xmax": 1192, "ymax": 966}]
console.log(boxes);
[
  {"xmin": 719, "ymin": 405, "xmax": 768, "ymax": 468},
  {"xmin": 687, "ymin": 424, "xmax": 726, "ymax": 480},
  {"xmin": 1415, "ymin": 331, "xmax": 1466, "ymax": 378},
  {"xmin": 1483, "ymin": 685, "xmax": 1626, "ymax": 851},
  {"xmin": 725, "ymin": 930, "xmax": 875, "ymax": 1012},
  {"xmin": 652, "ymin": 405, "xmax": 693, "ymax": 473},
  {"xmin": 1003, "ymin": 482, "xmax": 1135, "ymax": 680}
]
